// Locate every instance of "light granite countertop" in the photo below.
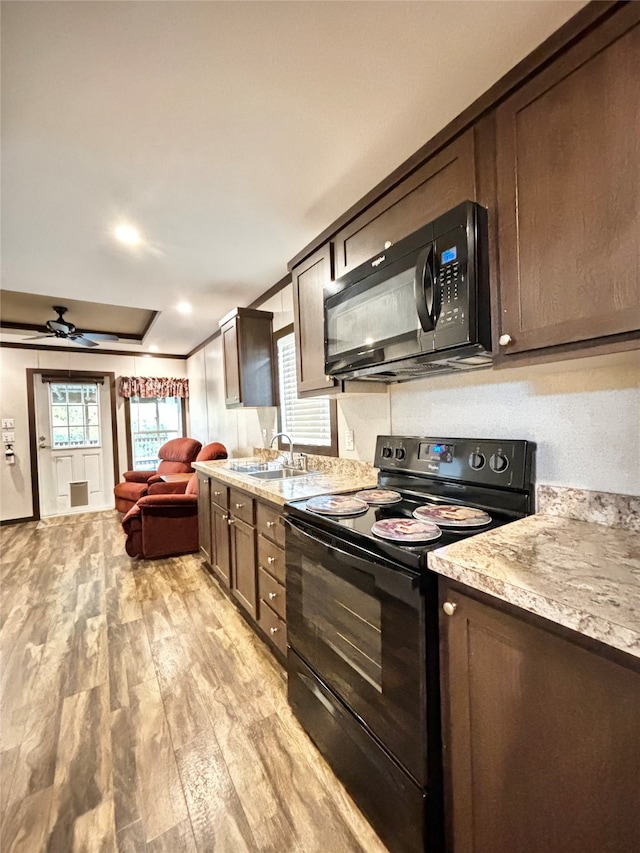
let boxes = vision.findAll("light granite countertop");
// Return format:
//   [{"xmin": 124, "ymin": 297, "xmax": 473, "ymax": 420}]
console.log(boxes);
[
  {"xmin": 192, "ymin": 457, "xmax": 377, "ymax": 507},
  {"xmin": 428, "ymin": 512, "xmax": 640, "ymax": 659}
]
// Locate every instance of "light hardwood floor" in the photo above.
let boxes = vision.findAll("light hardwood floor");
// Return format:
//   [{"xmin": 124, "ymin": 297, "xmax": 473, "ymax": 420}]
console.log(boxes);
[{"xmin": 0, "ymin": 510, "xmax": 389, "ymax": 853}]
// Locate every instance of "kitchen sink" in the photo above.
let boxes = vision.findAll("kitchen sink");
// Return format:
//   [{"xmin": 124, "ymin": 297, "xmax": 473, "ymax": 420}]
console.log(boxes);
[{"xmin": 248, "ymin": 468, "xmax": 319, "ymax": 480}]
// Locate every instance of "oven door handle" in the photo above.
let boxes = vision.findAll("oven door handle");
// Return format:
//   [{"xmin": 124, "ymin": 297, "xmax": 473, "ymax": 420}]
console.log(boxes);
[{"xmin": 285, "ymin": 516, "xmax": 421, "ymax": 601}]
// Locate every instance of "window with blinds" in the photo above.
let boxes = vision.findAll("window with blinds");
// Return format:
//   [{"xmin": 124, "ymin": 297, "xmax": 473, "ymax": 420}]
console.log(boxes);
[{"xmin": 276, "ymin": 332, "xmax": 335, "ymax": 452}]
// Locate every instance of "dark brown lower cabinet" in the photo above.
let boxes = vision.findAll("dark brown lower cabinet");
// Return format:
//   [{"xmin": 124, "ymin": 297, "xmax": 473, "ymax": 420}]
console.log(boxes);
[
  {"xmin": 230, "ymin": 515, "xmax": 257, "ymax": 620},
  {"xmin": 196, "ymin": 472, "xmax": 211, "ymax": 564},
  {"xmin": 210, "ymin": 501, "xmax": 231, "ymax": 588},
  {"xmin": 439, "ymin": 581, "xmax": 640, "ymax": 853}
]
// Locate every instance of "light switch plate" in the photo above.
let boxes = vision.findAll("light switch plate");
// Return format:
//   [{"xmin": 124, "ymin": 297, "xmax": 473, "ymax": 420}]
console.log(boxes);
[
  {"xmin": 2, "ymin": 419, "xmax": 15, "ymax": 429},
  {"xmin": 345, "ymin": 429, "xmax": 355, "ymax": 451},
  {"xmin": 3, "ymin": 431, "xmax": 15, "ymax": 443}
]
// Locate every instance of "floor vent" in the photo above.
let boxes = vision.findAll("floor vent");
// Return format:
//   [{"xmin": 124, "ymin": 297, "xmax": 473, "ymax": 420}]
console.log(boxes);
[{"xmin": 69, "ymin": 480, "xmax": 89, "ymax": 507}]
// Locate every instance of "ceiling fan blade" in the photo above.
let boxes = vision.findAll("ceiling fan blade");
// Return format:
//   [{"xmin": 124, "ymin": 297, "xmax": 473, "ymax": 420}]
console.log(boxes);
[
  {"xmin": 81, "ymin": 332, "xmax": 120, "ymax": 342},
  {"xmin": 70, "ymin": 336, "xmax": 99, "ymax": 348},
  {"xmin": 23, "ymin": 334, "xmax": 55, "ymax": 340},
  {"xmin": 48, "ymin": 320, "xmax": 74, "ymax": 334}
]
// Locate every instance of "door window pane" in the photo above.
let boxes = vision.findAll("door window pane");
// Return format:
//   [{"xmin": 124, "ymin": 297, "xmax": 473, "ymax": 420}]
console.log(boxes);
[{"xmin": 48, "ymin": 383, "xmax": 101, "ymax": 448}]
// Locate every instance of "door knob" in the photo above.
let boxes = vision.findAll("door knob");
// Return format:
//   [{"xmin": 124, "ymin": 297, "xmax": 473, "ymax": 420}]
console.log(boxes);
[
  {"xmin": 38, "ymin": 436, "xmax": 47, "ymax": 449},
  {"xmin": 442, "ymin": 601, "xmax": 457, "ymax": 616},
  {"xmin": 498, "ymin": 334, "xmax": 512, "ymax": 347}
]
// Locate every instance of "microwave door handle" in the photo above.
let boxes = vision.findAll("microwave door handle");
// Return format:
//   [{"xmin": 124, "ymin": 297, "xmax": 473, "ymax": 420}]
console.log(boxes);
[{"xmin": 414, "ymin": 245, "xmax": 436, "ymax": 332}]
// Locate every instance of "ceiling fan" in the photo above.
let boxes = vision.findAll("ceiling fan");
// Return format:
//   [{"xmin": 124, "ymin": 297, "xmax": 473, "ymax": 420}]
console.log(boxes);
[{"xmin": 24, "ymin": 306, "xmax": 120, "ymax": 348}]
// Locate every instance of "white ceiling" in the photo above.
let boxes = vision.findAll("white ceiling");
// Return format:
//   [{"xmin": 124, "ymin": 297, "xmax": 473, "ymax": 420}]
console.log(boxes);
[{"xmin": 1, "ymin": 0, "xmax": 587, "ymax": 356}]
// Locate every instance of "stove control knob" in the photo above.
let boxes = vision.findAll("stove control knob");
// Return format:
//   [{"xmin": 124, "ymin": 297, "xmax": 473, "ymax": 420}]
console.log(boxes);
[
  {"xmin": 489, "ymin": 453, "xmax": 509, "ymax": 473},
  {"xmin": 468, "ymin": 452, "xmax": 485, "ymax": 470},
  {"xmin": 395, "ymin": 447, "xmax": 406, "ymax": 461},
  {"xmin": 381, "ymin": 446, "xmax": 393, "ymax": 459}
]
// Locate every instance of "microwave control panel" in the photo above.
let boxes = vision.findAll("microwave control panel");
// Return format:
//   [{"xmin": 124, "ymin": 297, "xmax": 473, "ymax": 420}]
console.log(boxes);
[{"xmin": 429, "ymin": 224, "xmax": 473, "ymax": 350}]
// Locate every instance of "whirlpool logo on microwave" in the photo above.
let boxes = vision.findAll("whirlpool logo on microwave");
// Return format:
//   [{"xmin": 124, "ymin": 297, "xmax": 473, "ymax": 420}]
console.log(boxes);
[{"xmin": 371, "ymin": 254, "xmax": 386, "ymax": 267}]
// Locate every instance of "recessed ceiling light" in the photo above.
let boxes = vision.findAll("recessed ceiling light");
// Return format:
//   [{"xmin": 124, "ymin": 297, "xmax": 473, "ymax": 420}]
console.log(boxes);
[
  {"xmin": 149, "ymin": 344, "xmax": 159, "ymax": 353},
  {"xmin": 177, "ymin": 302, "xmax": 192, "ymax": 314},
  {"xmin": 114, "ymin": 224, "xmax": 141, "ymax": 245}
]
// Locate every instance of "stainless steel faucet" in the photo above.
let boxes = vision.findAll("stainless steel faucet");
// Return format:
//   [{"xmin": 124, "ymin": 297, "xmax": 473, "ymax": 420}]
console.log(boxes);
[{"xmin": 270, "ymin": 432, "xmax": 294, "ymax": 466}]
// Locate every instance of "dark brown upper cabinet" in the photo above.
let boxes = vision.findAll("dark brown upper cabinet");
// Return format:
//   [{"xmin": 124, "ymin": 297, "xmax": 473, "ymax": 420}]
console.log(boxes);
[
  {"xmin": 333, "ymin": 129, "xmax": 478, "ymax": 278},
  {"xmin": 494, "ymin": 5, "xmax": 640, "ymax": 363},
  {"xmin": 291, "ymin": 244, "xmax": 337, "ymax": 397},
  {"xmin": 219, "ymin": 307, "xmax": 275, "ymax": 407}
]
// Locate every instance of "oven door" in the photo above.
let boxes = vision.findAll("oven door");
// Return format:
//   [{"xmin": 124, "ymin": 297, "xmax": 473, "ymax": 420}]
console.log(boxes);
[{"xmin": 285, "ymin": 515, "xmax": 433, "ymax": 785}]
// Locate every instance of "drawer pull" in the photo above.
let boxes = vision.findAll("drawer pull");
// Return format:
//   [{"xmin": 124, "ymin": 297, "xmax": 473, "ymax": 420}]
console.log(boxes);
[
  {"xmin": 214, "ymin": 490, "xmax": 222, "ymax": 496},
  {"xmin": 235, "ymin": 502, "xmax": 244, "ymax": 509},
  {"xmin": 442, "ymin": 601, "xmax": 457, "ymax": 617},
  {"xmin": 227, "ymin": 518, "xmax": 234, "ymax": 526},
  {"xmin": 266, "ymin": 521, "xmax": 275, "ymax": 528},
  {"xmin": 498, "ymin": 334, "xmax": 513, "ymax": 347},
  {"xmin": 267, "ymin": 556, "xmax": 275, "ymax": 564},
  {"xmin": 268, "ymin": 592, "xmax": 277, "ymax": 600},
  {"xmin": 222, "ymin": 513, "xmax": 229, "ymax": 521},
  {"xmin": 269, "ymin": 627, "xmax": 279, "ymax": 635}
]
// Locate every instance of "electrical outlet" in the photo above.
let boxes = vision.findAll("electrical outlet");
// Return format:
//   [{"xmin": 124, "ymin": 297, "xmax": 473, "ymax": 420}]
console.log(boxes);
[
  {"xmin": 3, "ymin": 431, "xmax": 15, "ymax": 443},
  {"xmin": 2, "ymin": 419, "xmax": 15, "ymax": 430},
  {"xmin": 345, "ymin": 429, "xmax": 355, "ymax": 451}
]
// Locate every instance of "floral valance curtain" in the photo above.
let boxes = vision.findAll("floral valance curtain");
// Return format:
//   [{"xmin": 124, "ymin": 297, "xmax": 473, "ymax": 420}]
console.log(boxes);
[{"xmin": 119, "ymin": 377, "xmax": 189, "ymax": 399}]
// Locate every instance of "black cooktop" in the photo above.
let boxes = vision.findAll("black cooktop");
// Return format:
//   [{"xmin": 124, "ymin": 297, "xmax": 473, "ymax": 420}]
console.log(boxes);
[
  {"xmin": 285, "ymin": 435, "xmax": 536, "ymax": 574},
  {"xmin": 285, "ymin": 492, "xmax": 515, "ymax": 573}
]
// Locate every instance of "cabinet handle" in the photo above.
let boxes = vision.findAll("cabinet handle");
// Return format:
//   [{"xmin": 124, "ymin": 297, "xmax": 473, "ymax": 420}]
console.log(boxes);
[
  {"xmin": 228, "ymin": 518, "xmax": 234, "ymax": 526},
  {"xmin": 214, "ymin": 490, "xmax": 222, "ymax": 496},
  {"xmin": 442, "ymin": 601, "xmax": 457, "ymax": 616},
  {"xmin": 268, "ymin": 592, "xmax": 277, "ymax": 600},
  {"xmin": 235, "ymin": 503, "xmax": 244, "ymax": 509},
  {"xmin": 269, "ymin": 627, "xmax": 279, "ymax": 634},
  {"xmin": 384, "ymin": 240, "xmax": 393, "ymax": 249},
  {"xmin": 266, "ymin": 521, "xmax": 275, "ymax": 528},
  {"xmin": 498, "ymin": 334, "xmax": 513, "ymax": 347},
  {"xmin": 267, "ymin": 556, "xmax": 275, "ymax": 564},
  {"xmin": 222, "ymin": 514, "xmax": 229, "ymax": 521}
]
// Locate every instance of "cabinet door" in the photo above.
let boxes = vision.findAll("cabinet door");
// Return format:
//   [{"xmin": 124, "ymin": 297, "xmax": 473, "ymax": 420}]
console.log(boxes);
[
  {"xmin": 495, "ymin": 7, "xmax": 640, "ymax": 357},
  {"xmin": 210, "ymin": 501, "xmax": 231, "ymax": 588},
  {"xmin": 334, "ymin": 129, "xmax": 477, "ymax": 278},
  {"xmin": 292, "ymin": 244, "xmax": 336, "ymax": 396},
  {"xmin": 196, "ymin": 473, "xmax": 211, "ymax": 564},
  {"xmin": 230, "ymin": 516, "xmax": 257, "ymax": 619},
  {"xmin": 439, "ymin": 584, "xmax": 640, "ymax": 853},
  {"xmin": 221, "ymin": 319, "xmax": 241, "ymax": 406}
]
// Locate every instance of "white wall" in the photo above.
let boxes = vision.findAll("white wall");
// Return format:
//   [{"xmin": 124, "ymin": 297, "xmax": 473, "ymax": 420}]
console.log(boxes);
[{"xmin": 0, "ymin": 348, "xmax": 187, "ymax": 521}]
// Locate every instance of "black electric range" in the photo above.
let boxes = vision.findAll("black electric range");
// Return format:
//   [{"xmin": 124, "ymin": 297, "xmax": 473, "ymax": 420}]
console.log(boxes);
[{"xmin": 284, "ymin": 435, "xmax": 535, "ymax": 853}]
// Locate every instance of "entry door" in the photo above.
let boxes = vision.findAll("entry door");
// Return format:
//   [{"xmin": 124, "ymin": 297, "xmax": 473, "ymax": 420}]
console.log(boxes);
[{"xmin": 34, "ymin": 377, "xmax": 115, "ymax": 517}]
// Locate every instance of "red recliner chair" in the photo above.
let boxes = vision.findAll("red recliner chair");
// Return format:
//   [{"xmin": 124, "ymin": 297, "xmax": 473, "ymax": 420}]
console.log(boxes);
[
  {"xmin": 114, "ymin": 437, "xmax": 202, "ymax": 514},
  {"xmin": 121, "ymin": 442, "xmax": 227, "ymax": 559}
]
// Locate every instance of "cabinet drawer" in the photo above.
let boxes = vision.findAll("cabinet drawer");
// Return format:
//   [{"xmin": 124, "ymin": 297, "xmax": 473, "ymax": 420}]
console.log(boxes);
[
  {"xmin": 257, "ymin": 534, "xmax": 285, "ymax": 584},
  {"xmin": 210, "ymin": 480, "xmax": 229, "ymax": 509},
  {"xmin": 258, "ymin": 602, "xmax": 287, "ymax": 656},
  {"xmin": 229, "ymin": 488, "xmax": 254, "ymax": 525},
  {"xmin": 256, "ymin": 502, "xmax": 285, "ymax": 548},
  {"xmin": 258, "ymin": 566, "xmax": 286, "ymax": 621}
]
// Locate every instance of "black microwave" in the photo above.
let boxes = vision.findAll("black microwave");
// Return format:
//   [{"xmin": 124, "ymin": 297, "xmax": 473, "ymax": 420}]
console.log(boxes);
[{"xmin": 324, "ymin": 201, "xmax": 492, "ymax": 382}]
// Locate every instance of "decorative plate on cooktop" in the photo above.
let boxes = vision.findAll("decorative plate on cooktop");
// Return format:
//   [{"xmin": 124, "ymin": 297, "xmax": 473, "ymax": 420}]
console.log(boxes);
[
  {"xmin": 306, "ymin": 495, "xmax": 369, "ymax": 516},
  {"xmin": 413, "ymin": 504, "xmax": 491, "ymax": 528},
  {"xmin": 354, "ymin": 489, "xmax": 402, "ymax": 505},
  {"xmin": 371, "ymin": 518, "xmax": 442, "ymax": 543}
]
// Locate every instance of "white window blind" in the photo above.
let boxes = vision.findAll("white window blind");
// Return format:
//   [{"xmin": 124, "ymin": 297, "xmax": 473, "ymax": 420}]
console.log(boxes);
[{"xmin": 277, "ymin": 333, "xmax": 332, "ymax": 447}]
